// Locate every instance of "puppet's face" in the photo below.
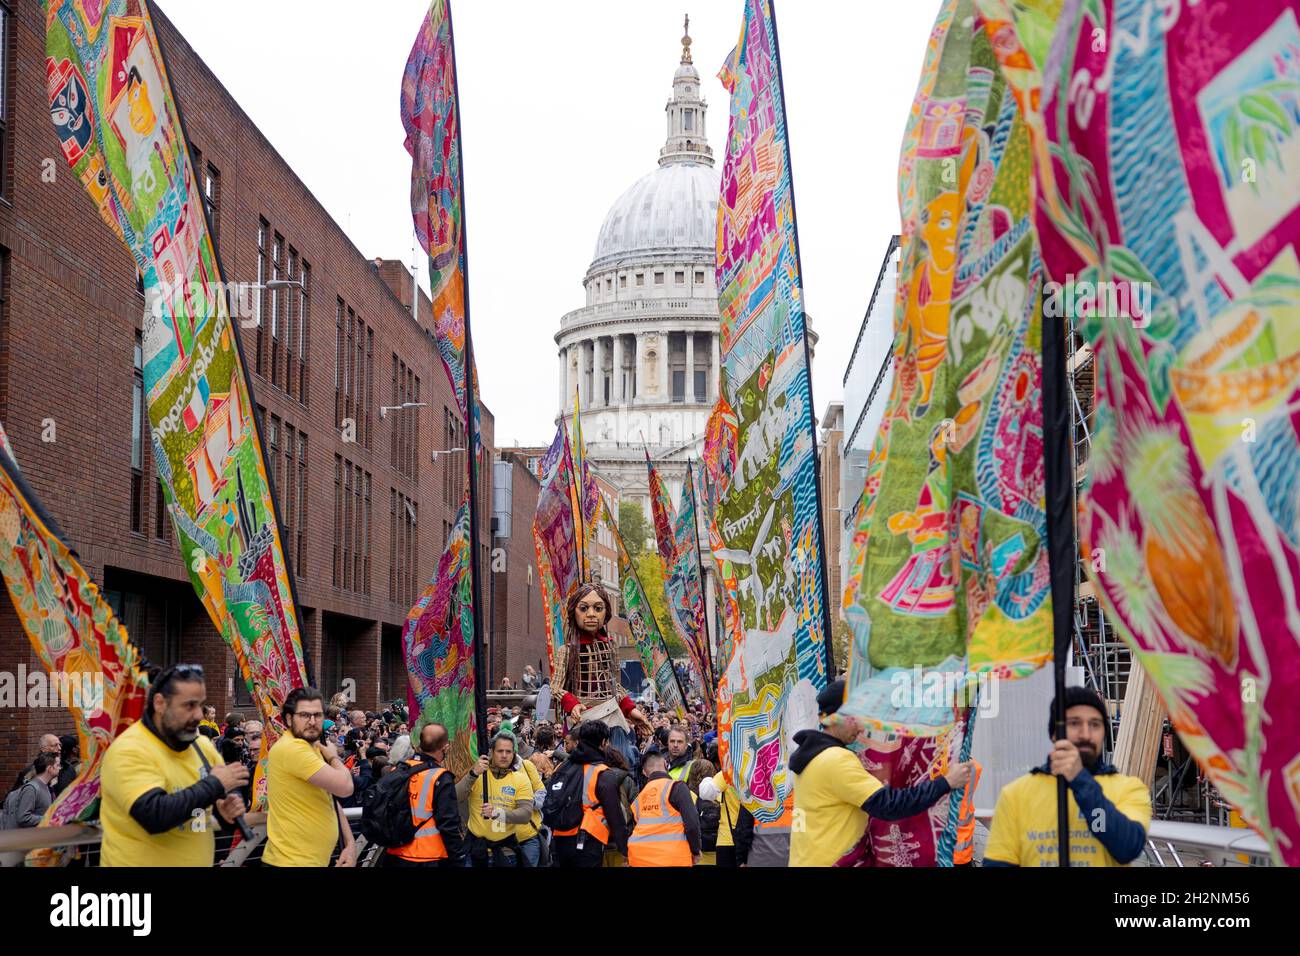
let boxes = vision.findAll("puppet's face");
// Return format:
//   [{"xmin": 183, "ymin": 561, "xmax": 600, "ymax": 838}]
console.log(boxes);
[{"xmin": 573, "ymin": 592, "xmax": 608, "ymax": 635}]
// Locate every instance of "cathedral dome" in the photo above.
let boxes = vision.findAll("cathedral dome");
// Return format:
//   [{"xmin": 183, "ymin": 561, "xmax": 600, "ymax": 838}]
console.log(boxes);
[{"xmin": 591, "ymin": 161, "xmax": 718, "ymax": 269}]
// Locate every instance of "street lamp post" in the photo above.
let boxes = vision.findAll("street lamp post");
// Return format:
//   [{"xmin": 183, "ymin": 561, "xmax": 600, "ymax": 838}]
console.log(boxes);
[{"xmin": 379, "ymin": 401, "xmax": 427, "ymax": 420}]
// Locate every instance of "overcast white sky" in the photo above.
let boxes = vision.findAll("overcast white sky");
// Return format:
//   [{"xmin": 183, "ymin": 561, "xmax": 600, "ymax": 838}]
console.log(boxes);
[{"xmin": 156, "ymin": 0, "xmax": 940, "ymax": 446}]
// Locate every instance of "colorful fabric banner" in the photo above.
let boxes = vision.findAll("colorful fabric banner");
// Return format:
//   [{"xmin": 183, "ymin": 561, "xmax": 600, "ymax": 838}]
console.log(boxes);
[
  {"xmin": 607, "ymin": 498, "xmax": 687, "ymax": 718},
  {"xmin": 46, "ymin": 0, "xmax": 306, "ymax": 809},
  {"xmin": 572, "ymin": 391, "xmax": 601, "ymax": 572},
  {"xmin": 403, "ymin": 502, "xmax": 477, "ymax": 778},
  {"xmin": 705, "ymin": 0, "xmax": 831, "ymax": 822},
  {"xmin": 645, "ymin": 455, "xmax": 714, "ymax": 706},
  {"xmin": 0, "ymin": 425, "xmax": 149, "ymax": 866},
  {"xmin": 696, "ymin": 461, "xmax": 735, "ymax": 673},
  {"xmin": 978, "ymin": 0, "xmax": 1300, "ymax": 864},
  {"xmin": 402, "ymin": 0, "xmax": 479, "ymax": 441},
  {"xmin": 533, "ymin": 423, "xmax": 581, "ymax": 676}
]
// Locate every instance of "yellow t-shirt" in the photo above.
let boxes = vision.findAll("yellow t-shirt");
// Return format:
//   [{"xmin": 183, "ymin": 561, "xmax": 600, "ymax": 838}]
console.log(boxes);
[
  {"xmin": 985, "ymin": 770, "xmax": 1152, "ymax": 867},
  {"xmin": 789, "ymin": 745, "xmax": 883, "ymax": 867},
  {"xmin": 515, "ymin": 758, "xmax": 544, "ymax": 842},
  {"xmin": 263, "ymin": 735, "xmax": 339, "ymax": 867},
  {"xmin": 466, "ymin": 765, "xmax": 533, "ymax": 842},
  {"xmin": 100, "ymin": 720, "xmax": 224, "ymax": 868},
  {"xmin": 709, "ymin": 772, "xmax": 743, "ymax": 849}
]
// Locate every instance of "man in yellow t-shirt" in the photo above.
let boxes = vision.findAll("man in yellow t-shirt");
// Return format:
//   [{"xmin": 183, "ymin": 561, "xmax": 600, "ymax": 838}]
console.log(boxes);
[
  {"xmin": 263, "ymin": 687, "xmax": 357, "ymax": 867},
  {"xmin": 101, "ymin": 664, "xmax": 248, "ymax": 867},
  {"xmin": 455, "ymin": 733, "xmax": 534, "ymax": 867},
  {"xmin": 985, "ymin": 687, "xmax": 1152, "ymax": 867},
  {"xmin": 789, "ymin": 678, "xmax": 971, "ymax": 867}
]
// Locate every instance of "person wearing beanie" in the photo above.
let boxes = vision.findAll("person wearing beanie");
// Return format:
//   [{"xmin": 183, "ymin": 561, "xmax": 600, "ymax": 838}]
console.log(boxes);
[
  {"xmin": 788, "ymin": 678, "xmax": 972, "ymax": 867},
  {"xmin": 984, "ymin": 686, "xmax": 1151, "ymax": 866}
]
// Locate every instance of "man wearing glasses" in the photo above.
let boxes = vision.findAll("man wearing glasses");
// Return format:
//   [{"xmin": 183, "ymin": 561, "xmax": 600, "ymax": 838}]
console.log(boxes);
[
  {"xmin": 263, "ymin": 687, "xmax": 357, "ymax": 867},
  {"xmin": 100, "ymin": 664, "xmax": 249, "ymax": 867}
]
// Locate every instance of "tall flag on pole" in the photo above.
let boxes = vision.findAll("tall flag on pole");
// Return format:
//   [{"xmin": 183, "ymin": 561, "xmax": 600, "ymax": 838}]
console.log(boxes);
[
  {"xmin": 402, "ymin": 0, "xmax": 487, "ymax": 758},
  {"xmin": 836, "ymin": 0, "xmax": 1055, "ymax": 865},
  {"xmin": 646, "ymin": 454, "xmax": 714, "ymax": 705},
  {"xmin": 46, "ymin": 0, "xmax": 307, "ymax": 809},
  {"xmin": 607, "ymin": 498, "xmax": 688, "ymax": 719},
  {"xmin": 0, "ymin": 425, "xmax": 149, "ymax": 865},
  {"xmin": 402, "ymin": 503, "xmax": 477, "ymax": 777},
  {"xmin": 704, "ymin": 0, "xmax": 831, "ymax": 822},
  {"xmin": 533, "ymin": 422, "xmax": 582, "ymax": 677},
  {"xmin": 571, "ymin": 389, "xmax": 600, "ymax": 577},
  {"xmin": 978, "ymin": 0, "xmax": 1300, "ymax": 865}
]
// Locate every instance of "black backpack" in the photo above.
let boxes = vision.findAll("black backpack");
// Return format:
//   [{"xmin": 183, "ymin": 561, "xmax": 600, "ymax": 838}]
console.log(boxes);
[
  {"xmin": 360, "ymin": 759, "xmax": 439, "ymax": 848},
  {"xmin": 698, "ymin": 797, "xmax": 721, "ymax": 852},
  {"xmin": 542, "ymin": 759, "xmax": 594, "ymax": 832}
]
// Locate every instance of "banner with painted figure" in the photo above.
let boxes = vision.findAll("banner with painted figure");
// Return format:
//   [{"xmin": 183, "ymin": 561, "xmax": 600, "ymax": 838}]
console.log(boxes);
[
  {"xmin": 402, "ymin": 0, "xmax": 480, "ymax": 455},
  {"xmin": 978, "ymin": 0, "xmax": 1300, "ymax": 865},
  {"xmin": 706, "ymin": 0, "xmax": 831, "ymax": 823},
  {"xmin": 532, "ymin": 424, "xmax": 581, "ymax": 677},
  {"xmin": 696, "ymin": 456, "xmax": 735, "ymax": 673},
  {"xmin": 608, "ymin": 498, "xmax": 688, "ymax": 718},
  {"xmin": 646, "ymin": 454, "xmax": 714, "ymax": 706},
  {"xmin": 837, "ymin": 0, "xmax": 1054, "ymax": 865},
  {"xmin": 46, "ymin": 0, "xmax": 307, "ymax": 809},
  {"xmin": 573, "ymin": 391, "xmax": 601, "ymax": 563},
  {"xmin": 403, "ymin": 502, "xmax": 477, "ymax": 778},
  {"xmin": 0, "ymin": 425, "xmax": 149, "ymax": 866}
]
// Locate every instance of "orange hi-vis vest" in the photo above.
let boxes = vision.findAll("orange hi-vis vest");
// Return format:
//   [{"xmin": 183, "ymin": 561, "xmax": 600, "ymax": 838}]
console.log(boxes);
[
  {"xmin": 553, "ymin": 762, "xmax": 611, "ymax": 846},
  {"xmin": 628, "ymin": 778, "xmax": 693, "ymax": 867},
  {"xmin": 953, "ymin": 760, "xmax": 983, "ymax": 865},
  {"xmin": 387, "ymin": 759, "xmax": 449, "ymax": 862}
]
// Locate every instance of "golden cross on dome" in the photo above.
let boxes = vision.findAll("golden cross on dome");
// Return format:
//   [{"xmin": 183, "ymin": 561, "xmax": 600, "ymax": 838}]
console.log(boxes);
[{"xmin": 681, "ymin": 13, "xmax": 693, "ymax": 64}]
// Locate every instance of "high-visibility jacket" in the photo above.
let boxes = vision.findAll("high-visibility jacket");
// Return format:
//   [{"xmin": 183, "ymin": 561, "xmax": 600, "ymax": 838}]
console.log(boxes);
[
  {"xmin": 387, "ymin": 760, "xmax": 449, "ymax": 862},
  {"xmin": 667, "ymin": 759, "xmax": 693, "ymax": 783},
  {"xmin": 553, "ymin": 762, "xmax": 611, "ymax": 846},
  {"xmin": 628, "ymin": 778, "xmax": 693, "ymax": 867},
  {"xmin": 953, "ymin": 760, "xmax": 983, "ymax": 865}
]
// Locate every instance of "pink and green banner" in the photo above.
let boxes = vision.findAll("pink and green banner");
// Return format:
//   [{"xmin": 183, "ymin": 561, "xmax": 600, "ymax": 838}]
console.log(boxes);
[
  {"xmin": 979, "ymin": 0, "xmax": 1300, "ymax": 864},
  {"xmin": 46, "ymin": 0, "xmax": 306, "ymax": 809},
  {"xmin": 533, "ymin": 424, "xmax": 581, "ymax": 677},
  {"xmin": 646, "ymin": 455, "xmax": 713, "ymax": 706}
]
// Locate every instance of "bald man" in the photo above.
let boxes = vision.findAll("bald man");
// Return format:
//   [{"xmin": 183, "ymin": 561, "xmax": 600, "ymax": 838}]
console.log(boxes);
[
  {"xmin": 8, "ymin": 735, "xmax": 61, "ymax": 795},
  {"xmin": 384, "ymin": 724, "xmax": 465, "ymax": 868}
]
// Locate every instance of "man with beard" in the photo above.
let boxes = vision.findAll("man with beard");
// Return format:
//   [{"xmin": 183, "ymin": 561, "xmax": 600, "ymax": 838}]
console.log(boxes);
[
  {"xmin": 100, "ymin": 664, "xmax": 249, "ymax": 866},
  {"xmin": 264, "ymin": 687, "xmax": 357, "ymax": 867},
  {"xmin": 984, "ymin": 687, "xmax": 1151, "ymax": 866}
]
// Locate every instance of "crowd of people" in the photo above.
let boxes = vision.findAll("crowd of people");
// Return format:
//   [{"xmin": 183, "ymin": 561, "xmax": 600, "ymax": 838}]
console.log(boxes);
[{"xmin": 3, "ymin": 652, "xmax": 1150, "ymax": 869}]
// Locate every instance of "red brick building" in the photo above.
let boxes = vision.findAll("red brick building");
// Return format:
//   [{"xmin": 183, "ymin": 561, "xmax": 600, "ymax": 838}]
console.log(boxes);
[
  {"xmin": 0, "ymin": 4, "xmax": 508, "ymax": 781},
  {"xmin": 488, "ymin": 450, "xmax": 547, "ymax": 688}
]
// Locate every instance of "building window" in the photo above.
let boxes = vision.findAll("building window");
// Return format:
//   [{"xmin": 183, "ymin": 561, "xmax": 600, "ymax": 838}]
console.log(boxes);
[
  {"xmin": 694, "ymin": 370, "xmax": 706, "ymax": 402},
  {"xmin": 654, "ymin": 272, "xmax": 664, "ymax": 285},
  {"xmin": 256, "ymin": 220, "xmax": 269, "ymax": 375},
  {"xmin": 334, "ymin": 298, "xmax": 344, "ymax": 428},
  {"xmin": 270, "ymin": 234, "xmax": 283, "ymax": 386},
  {"xmin": 695, "ymin": 270, "xmax": 705, "ymax": 284},
  {"xmin": 155, "ymin": 480, "xmax": 167, "ymax": 540},
  {"xmin": 636, "ymin": 273, "xmax": 644, "ymax": 286},
  {"xmin": 298, "ymin": 261, "xmax": 310, "ymax": 403},
  {"xmin": 342, "ymin": 460, "xmax": 353, "ymax": 590},
  {"xmin": 672, "ymin": 370, "xmax": 686, "ymax": 404},
  {"xmin": 684, "ymin": 109, "xmax": 694, "ymax": 132},
  {"xmin": 131, "ymin": 332, "xmax": 144, "ymax": 534},
  {"xmin": 283, "ymin": 423, "xmax": 295, "ymax": 557},
  {"xmin": 0, "ymin": 5, "xmax": 11, "ymax": 198},
  {"xmin": 285, "ymin": 249, "xmax": 297, "ymax": 400},
  {"xmin": 333, "ymin": 455, "xmax": 343, "ymax": 587},
  {"xmin": 675, "ymin": 271, "xmax": 685, "ymax": 284},
  {"xmin": 619, "ymin": 275, "xmax": 627, "ymax": 289},
  {"xmin": 202, "ymin": 163, "xmax": 220, "ymax": 242},
  {"xmin": 389, "ymin": 489, "xmax": 397, "ymax": 602},
  {"xmin": 296, "ymin": 432, "xmax": 307, "ymax": 571},
  {"xmin": 269, "ymin": 416, "xmax": 281, "ymax": 515}
]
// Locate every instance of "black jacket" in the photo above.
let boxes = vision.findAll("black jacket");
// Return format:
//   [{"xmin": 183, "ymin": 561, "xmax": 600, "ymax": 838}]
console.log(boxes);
[
  {"xmin": 639, "ymin": 771, "xmax": 703, "ymax": 856},
  {"xmin": 127, "ymin": 713, "xmax": 231, "ymax": 835},
  {"xmin": 415, "ymin": 755, "xmax": 465, "ymax": 863},
  {"xmin": 567, "ymin": 742, "xmax": 630, "ymax": 854},
  {"xmin": 790, "ymin": 730, "xmax": 951, "ymax": 821}
]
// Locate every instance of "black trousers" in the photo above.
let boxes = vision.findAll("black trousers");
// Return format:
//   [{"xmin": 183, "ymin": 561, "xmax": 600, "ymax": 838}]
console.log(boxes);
[
  {"xmin": 715, "ymin": 846, "xmax": 738, "ymax": 868},
  {"xmin": 551, "ymin": 834, "xmax": 606, "ymax": 868}
]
